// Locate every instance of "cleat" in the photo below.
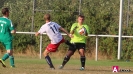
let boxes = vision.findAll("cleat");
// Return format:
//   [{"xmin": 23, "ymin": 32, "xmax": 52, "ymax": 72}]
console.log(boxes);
[
  {"xmin": 0, "ymin": 59, "xmax": 6, "ymax": 67},
  {"xmin": 11, "ymin": 65, "xmax": 15, "ymax": 68},
  {"xmin": 59, "ymin": 65, "xmax": 64, "ymax": 69},
  {"xmin": 49, "ymin": 67, "xmax": 55, "ymax": 70},
  {"xmin": 80, "ymin": 67, "xmax": 85, "ymax": 71}
]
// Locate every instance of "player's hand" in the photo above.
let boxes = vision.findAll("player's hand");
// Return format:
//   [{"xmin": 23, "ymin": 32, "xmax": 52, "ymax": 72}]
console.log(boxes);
[
  {"xmin": 11, "ymin": 30, "xmax": 16, "ymax": 34},
  {"xmin": 69, "ymin": 34, "xmax": 74, "ymax": 38},
  {"xmin": 35, "ymin": 32, "xmax": 40, "ymax": 36}
]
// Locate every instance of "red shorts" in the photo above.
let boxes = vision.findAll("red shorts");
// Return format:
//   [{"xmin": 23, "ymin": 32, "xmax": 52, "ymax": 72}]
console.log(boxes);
[{"xmin": 46, "ymin": 38, "xmax": 65, "ymax": 52}]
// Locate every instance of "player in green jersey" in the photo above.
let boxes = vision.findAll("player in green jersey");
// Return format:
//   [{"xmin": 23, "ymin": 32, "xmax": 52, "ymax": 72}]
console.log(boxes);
[
  {"xmin": 0, "ymin": 8, "xmax": 16, "ymax": 68},
  {"xmin": 59, "ymin": 15, "xmax": 89, "ymax": 70}
]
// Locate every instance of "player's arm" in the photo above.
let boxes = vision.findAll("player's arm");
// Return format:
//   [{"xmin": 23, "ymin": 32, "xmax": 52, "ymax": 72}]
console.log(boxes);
[
  {"xmin": 35, "ymin": 32, "xmax": 40, "ymax": 36},
  {"xmin": 59, "ymin": 27, "xmax": 69, "ymax": 35},
  {"xmin": 35, "ymin": 25, "xmax": 45, "ymax": 36},
  {"xmin": 84, "ymin": 25, "xmax": 89, "ymax": 36},
  {"xmin": 59, "ymin": 27, "xmax": 73, "ymax": 38},
  {"xmin": 9, "ymin": 20, "xmax": 16, "ymax": 34},
  {"xmin": 55, "ymin": 23, "xmax": 72, "ymax": 38},
  {"xmin": 70, "ymin": 23, "xmax": 77, "ymax": 34}
]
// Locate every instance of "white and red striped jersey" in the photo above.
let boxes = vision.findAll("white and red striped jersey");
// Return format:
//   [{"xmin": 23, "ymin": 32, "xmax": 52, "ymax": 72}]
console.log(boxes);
[{"xmin": 38, "ymin": 21, "xmax": 63, "ymax": 44}]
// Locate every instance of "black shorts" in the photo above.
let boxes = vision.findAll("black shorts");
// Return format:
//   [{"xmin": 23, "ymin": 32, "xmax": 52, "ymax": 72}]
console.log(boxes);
[{"xmin": 69, "ymin": 43, "xmax": 86, "ymax": 52}]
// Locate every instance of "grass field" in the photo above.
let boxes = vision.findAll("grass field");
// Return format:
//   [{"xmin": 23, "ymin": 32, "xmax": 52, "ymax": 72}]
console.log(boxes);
[{"xmin": 0, "ymin": 55, "xmax": 133, "ymax": 74}]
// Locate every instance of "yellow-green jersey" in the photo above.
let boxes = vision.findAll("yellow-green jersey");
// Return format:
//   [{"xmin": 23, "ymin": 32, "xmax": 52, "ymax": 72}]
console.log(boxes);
[
  {"xmin": 70, "ymin": 23, "xmax": 89, "ymax": 43},
  {"xmin": 0, "ymin": 16, "xmax": 14, "ymax": 42}
]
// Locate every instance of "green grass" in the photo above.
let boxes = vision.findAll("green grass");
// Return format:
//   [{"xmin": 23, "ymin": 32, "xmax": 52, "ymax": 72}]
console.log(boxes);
[{"xmin": 0, "ymin": 56, "xmax": 133, "ymax": 74}]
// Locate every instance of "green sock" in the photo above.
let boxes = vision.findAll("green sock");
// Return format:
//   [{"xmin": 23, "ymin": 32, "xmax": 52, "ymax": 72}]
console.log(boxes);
[
  {"xmin": 2, "ymin": 53, "xmax": 9, "ymax": 61},
  {"xmin": 9, "ymin": 56, "xmax": 15, "ymax": 66}
]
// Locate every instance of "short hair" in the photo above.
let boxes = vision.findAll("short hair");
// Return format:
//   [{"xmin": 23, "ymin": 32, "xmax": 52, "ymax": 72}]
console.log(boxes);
[
  {"xmin": 78, "ymin": 15, "xmax": 85, "ymax": 18},
  {"xmin": 2, "ymin": 8, "xmax": 9, "ymax": 15},
  {"xmin": 44, "ymin": 14, "xmax": 51, "ymax": 20}
]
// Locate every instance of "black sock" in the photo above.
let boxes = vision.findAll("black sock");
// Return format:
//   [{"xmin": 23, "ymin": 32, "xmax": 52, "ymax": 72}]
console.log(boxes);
[
  {"xmin": 62, "ymin": 56, "xmax": 70, "ymax": 66},
  {"xmin": 80, "ymin": 56, "xmax": 86, "ymax": 68},
  {"xmin": 45, "ymin": 56, "xmax": 54, "ymax": 68}
]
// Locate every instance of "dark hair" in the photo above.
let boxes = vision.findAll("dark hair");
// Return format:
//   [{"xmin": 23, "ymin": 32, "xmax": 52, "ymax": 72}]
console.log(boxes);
[
  {"xmin": 44, "ymin": 14, "xmax": 51, "ymax": 20},
  {"xmin": 78, "ymin": 15, "xmax": 85, "ymax": 18},
  {"xmin": 2, "ymin": 8, "xmax": 9, "ymax": 15}
]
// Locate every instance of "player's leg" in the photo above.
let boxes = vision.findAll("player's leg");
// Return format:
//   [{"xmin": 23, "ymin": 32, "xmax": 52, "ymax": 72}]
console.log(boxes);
[
  {"xmin": 43, "ymin": 49, "xmax": 55, "ymax": 69},
  {"xmin": 61, "ymin": 38, "xmax": 74, "ymax": 48},
  {"xmin": 0, "ymin": 41, "xmax": 14, "ymax": 67},
  {"xmin": 64, "ymin": 40, "xmax": 75, "ymax": 48},
  {"xmin": 59, "ymin": 44, "xmax": 76, "ymax": 69},
  {"xmin": 43, "ymin": 41, "xmax": 62, "ymax": 69},
  {"xmin": 59, "ymin": 50, "xmax": 74, "ymax": 69},
  {"xmin": 4, "ymin": 41, "xmax": 15, "ymax": 67},
  {"xmin": 0, "ymin": 42, "xmax": 9, "ymax": 62},
  {"xmin": 7, "ymin": 41, "xmax": 15, "ymax": 67},
  {"xmin": 78, "ymin": 43, "xmax": 86, "ymax": 70},
  {"xmin": 2, "ymin": 49, "xmax": 15, "ymax": 67},
  {"xmin": 8, "ymin": 49, "xmax": 15, "ymax": 67},
  {"xmin": 0, "ymin": 51, "xmax": 9, "ymax": 67},
  {"xmin": 79, "ymin": 49, "xmax": 86, "ymax": 70},
  {"xmin": 0, "ymin": 59, "xmax": 6, "ymax": 67},
  {"xmin": 44, "ymin": 38, "xmax": 65, "ymax": 69}
]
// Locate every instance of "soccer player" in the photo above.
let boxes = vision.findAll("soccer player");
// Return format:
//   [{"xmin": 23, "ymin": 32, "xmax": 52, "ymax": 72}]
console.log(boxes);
[
  {"xmin": 59, "ymin": 15, "xmax": 89, "ymax": 70},
  {"xmin": 35, "ymin": 14, "xmax": 72, "ymax": 69},
  {"xmin": 0, "ymin": 8, "xmax": 16, "ymax": 68}
]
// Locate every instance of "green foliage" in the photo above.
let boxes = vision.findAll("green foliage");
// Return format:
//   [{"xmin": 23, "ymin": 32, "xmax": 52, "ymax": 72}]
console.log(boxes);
[
  {"xmin": 0, "ymin": 0, "xmax": 133, "ymax": 60},
  {"xmin": 13, "ymin": 34, "xmax": 36, "ymax": 53}
]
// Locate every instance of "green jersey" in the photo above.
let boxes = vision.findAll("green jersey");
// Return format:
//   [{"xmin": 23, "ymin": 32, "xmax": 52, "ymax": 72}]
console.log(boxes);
[
  {"xmin": 0, "ymin": 17, "xmax": 14, "ymax": 42},
  {"xmin": 70, "ymin": 23, "xmax": 89, "ymax": 43}
]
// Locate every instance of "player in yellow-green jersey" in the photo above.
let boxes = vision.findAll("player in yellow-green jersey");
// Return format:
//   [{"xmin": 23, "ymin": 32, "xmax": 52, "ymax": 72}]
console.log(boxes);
[
  {"xmin": 0, "ymin": 8, "xmax": 16, "ymax": 68},
  {"xmin": 59, "ymin": 15, "xmax": 89, "ymax": 70}
]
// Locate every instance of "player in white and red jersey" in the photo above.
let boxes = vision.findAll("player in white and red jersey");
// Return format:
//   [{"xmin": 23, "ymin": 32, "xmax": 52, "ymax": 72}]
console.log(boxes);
[
  {"xmin": 35, "ymin": 14, "xmax": 73, "ymax": 69},
  {"xmin": 38, "ymin": 21, "xmax": 64, "ymax": 44}
]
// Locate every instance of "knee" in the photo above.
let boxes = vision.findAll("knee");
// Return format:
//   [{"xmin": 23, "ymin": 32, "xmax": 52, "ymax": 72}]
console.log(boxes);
[
  {"xmin": 7, "ymin": 50, "xmax": 13, "ymax": 56},
  {"xmin": 43, "ymin": 50, "xmax": 49, "ymax": 57},
  {"xmin": 79, "ymin": 51, "xmax": 85, "ymax": 56},
  {"xmin": 66, "ymin": 51, "xmax": 74, "ymax": 57},
  {"xmin": 43, "ymin": 52, "xmax": 47, "ymax": 57},
  {"xmin": 79, "ymin": 52, "xmax": 85, "ymax": 56},
  {"xmin": 69, "ymin": 52, "xmax": 74, "ymax": 56}
]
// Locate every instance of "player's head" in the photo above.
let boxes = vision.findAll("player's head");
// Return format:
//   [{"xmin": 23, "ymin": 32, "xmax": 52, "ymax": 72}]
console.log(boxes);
[
  {"xmin": 2, "ymin": 8, "xmax": 9, "ymax": 17},
  {"xmin": 77, "ymin": 15, "xmax": 84, "ymax": 24},
  {"xmin": 44, "ymin": 14, "xmax": 51, "ymax": 21}
]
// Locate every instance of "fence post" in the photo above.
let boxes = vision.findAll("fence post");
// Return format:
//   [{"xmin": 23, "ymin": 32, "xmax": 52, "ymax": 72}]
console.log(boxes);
[
  {"xmin": 118, "ymin": 0, "xmax": 123, "ymax": 60},
  {"xmin": 95, "ymin": 35, "xmax": 98, "ymax": 61},
  {"xmin": 79, "ymin": 0, "xmax": 81, "ymax": 15},
  {"xmin": 32, "ymin": 0, "xmax": 35, "ymax": 32},
  {"xmin": 39, "ymin": 35, "xmax": 42, "ymax": 59}
]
